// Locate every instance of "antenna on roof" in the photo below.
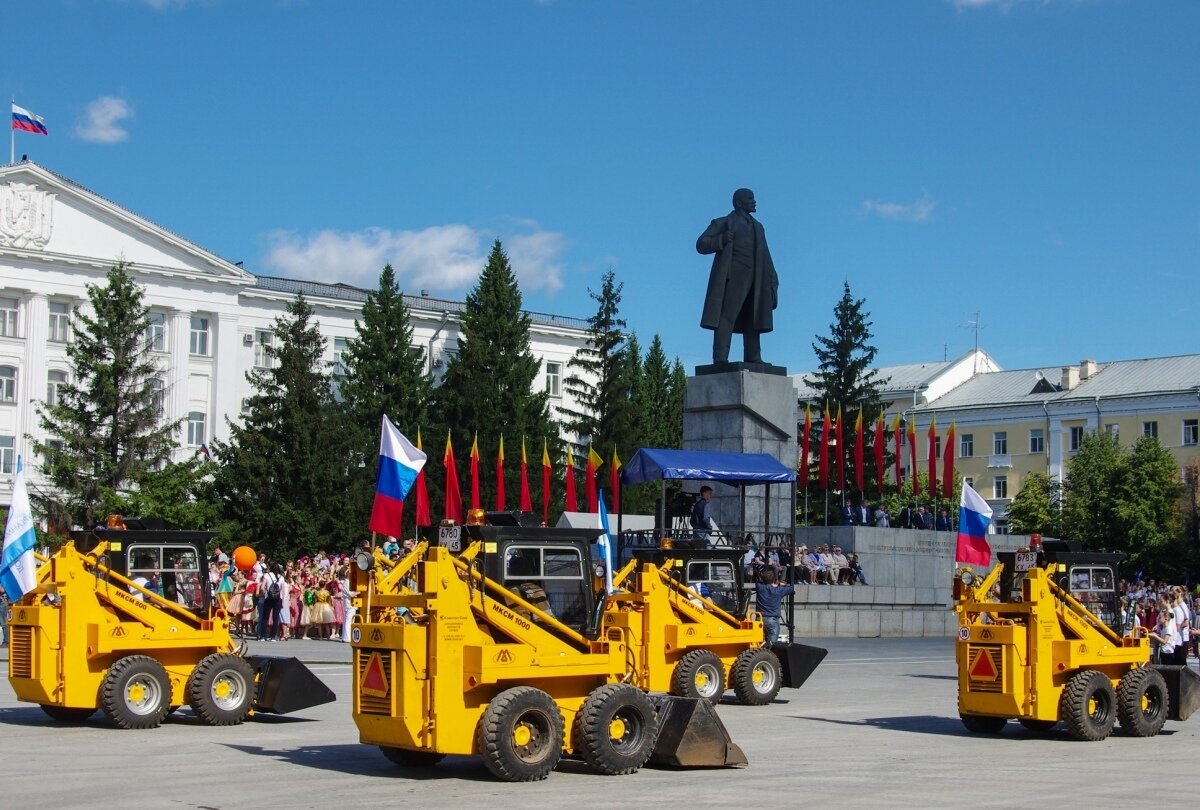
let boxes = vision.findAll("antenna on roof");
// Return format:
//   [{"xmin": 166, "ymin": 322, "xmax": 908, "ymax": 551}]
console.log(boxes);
[{"xmin": 962, "ymin": 311, "xmax": 984, "ymax": 373}]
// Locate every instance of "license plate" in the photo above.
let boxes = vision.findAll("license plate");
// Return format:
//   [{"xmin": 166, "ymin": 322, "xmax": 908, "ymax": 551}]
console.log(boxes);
[
  {"xmin": 1014, "ymin": 551, "xmax": 1037, "ymax": 572},
  {"xmin": 438, "ymin": 525, "xmax": 462, "ymax": 552}
]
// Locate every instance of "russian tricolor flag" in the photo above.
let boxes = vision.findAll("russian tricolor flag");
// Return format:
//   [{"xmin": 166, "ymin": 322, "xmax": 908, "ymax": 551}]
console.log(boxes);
[
  {"xmin": 368, "ymin": 415, "xmax": 426, "ymax": 538},
  {"xmin": 12, "ymin": 104, "xmax": 48, "ymax": 135},
  {"xmin": 954, "ymin": 483, "xmax": 993, "ymax": 567}
]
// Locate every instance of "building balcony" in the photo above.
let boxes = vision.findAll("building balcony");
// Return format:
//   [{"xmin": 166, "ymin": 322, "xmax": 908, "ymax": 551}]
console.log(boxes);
[{"xmin": 987, "ymin": 454, "xmax": 1012, "ymax": 468}]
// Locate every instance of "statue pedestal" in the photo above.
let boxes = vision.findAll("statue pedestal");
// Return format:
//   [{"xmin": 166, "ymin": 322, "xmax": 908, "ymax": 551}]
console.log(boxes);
[{"xmin": 683, "ymin": 369, "xmax": 798, "ymax": 539}]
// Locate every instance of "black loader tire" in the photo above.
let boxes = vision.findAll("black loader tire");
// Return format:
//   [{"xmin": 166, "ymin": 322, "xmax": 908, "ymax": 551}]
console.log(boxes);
[
  {"xmin": 960, "ymin": 713, "xmax": 1007, "ymax": 733},
  {"xmin": 573, "ymin": 683, "xmax": 660, "ymax": 776},
  {"xmin": 670, "ymin": 649, "xmax": 726, "ymax": 704},
  {"xmin": 188, "ymin": 653, "xmax": 256, "ymax": 726},
  {"xmin": 1017, "ymin": 718, "xmax": 1058, "ymax": 733},
  {"xmin": 731, "ymin": 647, "xmax": 782, "ymax": 705},
  {"xmin": 100, "ymin": 655, "xmax": 171, "ymax": 730},
  {"xmin": 380, "ymin": 746, "xmax": 446, "ymax": 767},
  {"xmin": 40, "ymin": 704, "xmax": 96, "ymax": 723},
  {"xmin": 1117, "ymin": 667, "xmax": 1169, "ymax": 738},
  {"xmin": 1061, "ymin": 669, "xmax": 1117, "ymax": 741},
  {"xmin": 476, "ymin": 686, "xmax": 564, "ymax": 781}
]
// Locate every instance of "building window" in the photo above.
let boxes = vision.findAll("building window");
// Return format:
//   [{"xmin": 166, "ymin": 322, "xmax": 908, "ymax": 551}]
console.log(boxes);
[
  {"xmin": 333, "ymin": 337, "xmax": 348, "ymax": 377},
  {"xmin": 934, "ymin": 436, "xmax": 941, "ymax": 457},
  {"xmin": 48, "ymin": 301, "xmax": 71, "ymax": 342},
  {"xmin": 187, "ymin": 411, "xmax": 206, "ymax": 447},
  {"xmin": 1185, "ymin": 419, "xmax": 1199, "ymax": 447},
  {"xmin": 1105, "ymin": 423, "xmax": 1119, "ymax": 440},
  {"xmin": 0, "ymin": 366, "xmax": 15, "ymax": 402},
  {"xmin": 254, "ymin": 330, "xmax": 274, "ymax": 368},
  {"xmin": 189, "ymin": 316, "xmax": 210, "ymax": 356},
  {"xmin": 964, "ymin": 476, "xmax": 974, "ymax": 490},
  {"xmin": 960, "ymin": 433, "xmax": 973, "ymax": 458},
  {"xmin": 0, "ymin": 435, "xmax": 13, "ymax": 474},
  {"xmin": 146, "ymin": 312, "xmax": 166, "ymax": 352},
  {"xmin": 545, "ymin": 361, "xmax": 561, "ymax": 397},
  {"xmin": 46, "ymin": 370, "xmax": 67, "ymax": 407},
  {"xmin": 1029, "ymin": 429, "xmax": 1044, "ymax": 454},
  {"xmin": 0, "ymin": 296, "xmax": 17, "ymax": 337},
  {"xmin": 993, "ymin": 475, "xmax": 1008, "ymax": 499},
  {"xmin": 1143, "ymin": 421, "xmax": 1158, "ymax": 439},
  {"xmin": 993, "ymin": 431, "xmax": 1007, "ymax": 455},
  {"xmin": 147, "ymin": 378, "xmax": 165, "ymax": 417},
  {"xmin": 1070, "ymin": 426, "xmax": 1085, "ymax": 451}
]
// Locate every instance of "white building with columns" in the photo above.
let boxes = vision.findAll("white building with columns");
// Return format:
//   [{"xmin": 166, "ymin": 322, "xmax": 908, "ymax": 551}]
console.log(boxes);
[{"xmin": 0, "ymin": 161, "xmax": 592, "ymax": 508}]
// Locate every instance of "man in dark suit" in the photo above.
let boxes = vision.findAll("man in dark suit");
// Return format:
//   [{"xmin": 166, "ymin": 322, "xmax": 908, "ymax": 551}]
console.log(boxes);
[
  {"xmin": 935, "ymin": 508, "xmax": 952, "ymax": 532},
  {"xmin": 856, "ymin": 501, "xmax": 872, "ymax": 526},
  {"xmin": 696, "ymin": 188, "xmax": 779, "ymax": 364},
  {"xmin": 840, "ymin": 504, "xmax": 854, "ymax": 526}
]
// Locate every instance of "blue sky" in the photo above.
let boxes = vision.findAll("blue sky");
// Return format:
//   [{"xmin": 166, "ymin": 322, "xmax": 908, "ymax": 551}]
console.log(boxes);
[{"xmin": 7, "ymin": 0, "xmax": 1198, "ymax": 375}]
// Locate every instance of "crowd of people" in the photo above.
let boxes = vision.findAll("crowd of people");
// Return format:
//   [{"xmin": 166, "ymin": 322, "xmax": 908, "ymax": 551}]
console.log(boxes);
[
  {"xmin": 841, "ymin": 501, "xmax": 953, "ymax": 530},
  {"xmin": 742, "ymin": 539, "xmax": 867, "ymax": 586},
  {"xmin": 1117, "ymin": 579, "xmax": 1200, "ymax": 664}
]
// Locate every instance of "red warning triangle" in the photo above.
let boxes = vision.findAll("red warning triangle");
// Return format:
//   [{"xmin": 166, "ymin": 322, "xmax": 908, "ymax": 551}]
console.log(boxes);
[
  {"xmin": 360, "ymin": 652, "xmax": 389, "ymax": 697},
  {"xmin": 970, "ymin": 650, "xmax": 998, "ymax": 680}
]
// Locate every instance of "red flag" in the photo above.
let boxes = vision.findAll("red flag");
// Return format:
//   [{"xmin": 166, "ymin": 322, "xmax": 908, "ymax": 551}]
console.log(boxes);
[
  {"xmin": 519, "ymin": 438, "xmax": 533, "ymax": 512},
  {"xmin": 414, "ymin": 429, "xmax": 431, "ymax": 527},
  {"xmin": 564, "ymin": 445, "xmax": 578, "ymax": 512},
  {"xmin": 835, "ymin": 404, "xmax": 845, "ymax": 493},
  {"xmin": 495, "ymin": 435, "xmax": 506, "ymax": 511},
  {"xmin": 541, "ymin": 440, "xmax": 551, "ymax": 526},
  {"xmin": 469, "ymin": 433, "xmax": 480, "ymax": 510},
  {"xmin": 444, "ymin": 432, "xmax": 462, "ymax": 523},
  {"xmin": 874, "ymin": 413, "xmax": 885, "ymax": 496},
  {"xmin": 927, "ymin": 417, "xmax": 938, "ymax": 497},
  {"xmin": 610, "ymin": 448, "xmax": 622, "ymax": 514},
  {"xmin": 853, "ymin": 409, "xmax": 864, "ymax": 492},
  {"xmin": 892, "ymin": 414, "xmax": 902, "ymax": 494},
  {"xmin": 818, "ymin": 403, "xmax": 831, "ymax": 490},
  {"xmin": 585, "ymin": 447, "xmax": 603, "ymax": 513},
  {"xmin": 799, "ymin": 404, "xmax": 812, "ymax": 486},
  {"xmin": 908, "ymin": 419, "xmax": 920, "ymax": 497},
  {"xmin": 943, "ymin": 422, "xmax": 956, "ymax": 500}
]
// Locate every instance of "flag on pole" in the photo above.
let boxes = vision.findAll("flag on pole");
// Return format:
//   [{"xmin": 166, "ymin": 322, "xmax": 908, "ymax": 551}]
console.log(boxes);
[
  {"xmin": 908, "ymin": 419, "xmax": 920, "ymax": 496},
  {"xmin": 927, "ymin": 417, "xmax": 938, "ymax": 496},
  {"xmin": 368, "ymin": 416, "xmax": 427, "ymax": 538},
  {"xmin": 799, "ymin": 404, "xmax": 812, "ymax": 486},
  {"xmin": 519, "ymin": 437, "xmax": 533, "ymax": 512},
  {"xmin": 954, "ymin": 483, "xmax": 993, "ymax": 566},
  {"xmin": 443, "ymin": 431, "xmax": 462, "ymax": 523},
  {"xmin": 541, "ymin": 440, "xmax": 551, "ymax": 526},
  {"xmin": 609, "ymin": 448, "xmax": 622, "ymax": 514},
  {"xmin": 892, "ymin": 413, "xmax": 902, "ymax": 493},
  {"xmin": 495, "ymin": 435, "xmax": 506, "ymax": 511},
  {"xmin": 585, "ymin": 447, "xmax": 603, "ymax": 513},
  {"xmin": 818, "ymin": 403, "xmax": 830, "ymax": 490},
  {"xmin": 12, "ymin": 104, "xmax": 48, "ymax": 135},
  {"xmin": 835, "ymin": 404, "xmax": 845, "ymax": 493},
  {"xmin": 1, "ymin": 457, "xmax": 38, "ymax": 601},
  {"xmin": 597, "ymin": 490, "xmax": 616, "ymax": 595},
  {"xmin": 469, "ymin": 432, "xmax": 481, "ymax": 511},
  {"xmin": 943, "ymin": 422, "xmax": 957, "ymax": 500},
  {"xmin": 874, "ymin": 413, "xmax": 886, "ymax": 496},
  {"xmin": 564, "ymin": 445, "xmax": 578, "ymax": 512},
  {"xmin": 854, "ymin": 409, "xmax": 865, "ymax": 492},
  {"xmin": 414, "ymin": 428, "xmax": 431, "ymax": 527}
]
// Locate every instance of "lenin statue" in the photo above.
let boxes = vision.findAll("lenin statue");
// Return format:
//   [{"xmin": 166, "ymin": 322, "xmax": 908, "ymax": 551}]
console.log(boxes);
[{"xmin": 696, "ymin": 188, "xmax": 779, "ymax": 365}]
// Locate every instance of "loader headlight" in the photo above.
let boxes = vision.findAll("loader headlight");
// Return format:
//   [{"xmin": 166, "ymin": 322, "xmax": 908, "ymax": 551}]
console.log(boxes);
[
  {"xmin": 355, "ymin": 552, "xmax": 372, "ymax": 571},
  {"xmin": 960, "ymin": 571, "xmax": 976, "ymax": 586},
  {"xmin": 593, "ymin": 563, "xmax": 606, "ymax": 578},
  {"xmin": 43, "ymin": 593, "xmax": 61, "ymax": 606}
]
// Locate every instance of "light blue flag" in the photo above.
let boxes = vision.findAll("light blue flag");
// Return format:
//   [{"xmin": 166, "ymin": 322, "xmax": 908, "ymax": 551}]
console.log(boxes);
[
  {"xmin": 597, "ymin": 490, "xmax": 615, "ymax": 595},
  {"xmin": 1, "ymin": 457, "xmax": 38, "ymax": 601}
]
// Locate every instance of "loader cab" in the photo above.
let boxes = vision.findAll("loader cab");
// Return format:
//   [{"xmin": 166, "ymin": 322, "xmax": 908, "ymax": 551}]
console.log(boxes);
[
  {"xmin": 71, "ymin": 520, "xmax": 214, "ymax": 615},
  {"xmin": 997, "ymin": 541, "xmax": 1124, "ymax": 634},
  {"xmin": 628, "ymin": 547, "xmax": 749, "ymax": 616}
]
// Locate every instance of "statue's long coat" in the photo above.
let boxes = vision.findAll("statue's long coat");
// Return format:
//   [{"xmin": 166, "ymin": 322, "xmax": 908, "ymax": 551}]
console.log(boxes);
[{"xmin": 696, "ymin": 212, "xmax": 778, "ymax": 334}]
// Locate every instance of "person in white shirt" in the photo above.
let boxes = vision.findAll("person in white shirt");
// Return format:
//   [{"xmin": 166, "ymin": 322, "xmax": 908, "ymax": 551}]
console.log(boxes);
[{"xmin": 1150, "ymin": 598, "xmax": 1181, "ymax": 664}]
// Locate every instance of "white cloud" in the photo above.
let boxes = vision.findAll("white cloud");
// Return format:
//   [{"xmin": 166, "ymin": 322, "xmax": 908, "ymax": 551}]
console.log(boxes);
[
  {"xmin": 949, "ymin": 0, "xmax": 1081, "ymax": 10},
  {"xmin": 860, "ymin": 190, "xmax": 937, "ymax": 223},
  {"xmin": 75, "ymin": 96, "xmax": 133, "ymax": 144},
  {"xmin": 260, "ymin": 222, "xmax": 568, "ymax": 294}
]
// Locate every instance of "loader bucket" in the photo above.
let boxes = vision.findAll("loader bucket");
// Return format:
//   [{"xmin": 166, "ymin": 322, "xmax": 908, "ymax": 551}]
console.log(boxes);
[
  {"xmin": 246, "ymin": 656, "xmax": 337, "ymax": 715},
  {"xmin": 772, "ymin": 642, "xmax": 828, "ymax": 689},
  {"xmin": 1152, "ymin": 664, "xmax": 1200, "ymax": 721},
  {"xmin": 647, "ymin": 696, "xmax": 748, "ymax": 768}
]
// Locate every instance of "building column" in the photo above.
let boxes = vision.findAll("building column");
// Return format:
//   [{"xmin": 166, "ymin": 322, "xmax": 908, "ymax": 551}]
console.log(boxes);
[
  {"xmin": 212, "ymin": 313, "xmax": 241, "ymax": 445},
  {"xmin": 168, "ymin": 309, "xmax": 191, "ymax": 456},
  {"xmin": 20, "ymin": 292, "xmax": 48, "ymax": 473}
]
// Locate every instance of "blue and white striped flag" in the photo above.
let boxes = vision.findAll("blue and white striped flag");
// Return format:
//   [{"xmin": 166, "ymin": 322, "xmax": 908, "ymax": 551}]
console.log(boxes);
[
  {"xmin": 1, "ymin": 457, "xmax": 38, "ymax": 601},
  {"xmin": 597, "ymin": 490, "xmax": 615, "ymax": 595}
]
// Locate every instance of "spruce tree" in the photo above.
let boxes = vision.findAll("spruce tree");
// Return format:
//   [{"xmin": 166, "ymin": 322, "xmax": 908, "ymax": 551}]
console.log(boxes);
[
  {"xmin": 638, "ymin": 334, "xmax": 677, "ymax": 451},
  {"xmin": 332, "ymin": 265, "xmax": 432, "ymax": 544},
  {"xmin": 33, "ymin": 262, "xmax": 181, "ymax": 529},
  {"xmin": 432, "ymin": 240, "xmax": 555, "ymax": 510},
  {"xmin": 210, "ymin": 294, "xmax": 338, "ymax": 559},
  {"xmin": 804, "ymin": 282, "xmax": 889, "ymax": 496}
]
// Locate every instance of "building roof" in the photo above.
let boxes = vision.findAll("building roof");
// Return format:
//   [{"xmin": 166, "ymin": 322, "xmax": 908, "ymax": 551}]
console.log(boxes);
[{"xmin": 792, "ymin": 360, "xmax": 952, "ymax": 400}]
